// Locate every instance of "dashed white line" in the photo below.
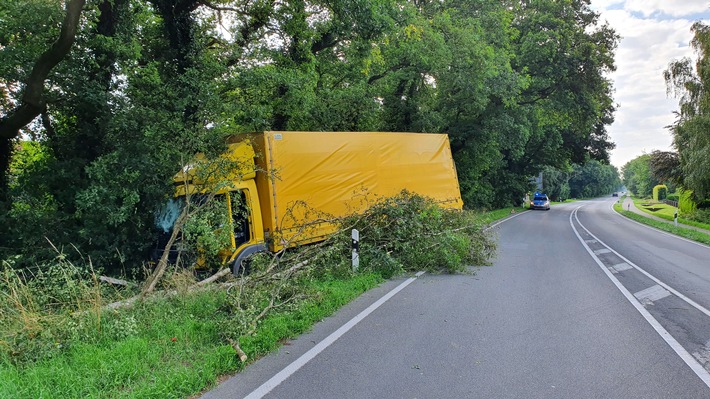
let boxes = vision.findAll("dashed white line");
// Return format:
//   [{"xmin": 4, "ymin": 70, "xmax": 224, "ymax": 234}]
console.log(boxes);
[
  {"xmin": 634, "ymin": 285, "xmax": 671, "ymax": 305},
  {"xmin": 575, "ymin": 208, "xmax": 710, "ymax": 318},
  {"xmin": 570, "ymin": 206, "xmax": 710, "ymax": 389},
  {"xmin": 609, "ymin": 262, "xmax": 632, "ymax": 273}
]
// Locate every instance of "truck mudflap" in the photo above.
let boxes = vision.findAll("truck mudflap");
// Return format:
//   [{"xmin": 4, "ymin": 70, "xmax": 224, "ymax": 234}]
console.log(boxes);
[{"xmin": 230, "ymin": 243, "xmax": 267, "ymax": 274}]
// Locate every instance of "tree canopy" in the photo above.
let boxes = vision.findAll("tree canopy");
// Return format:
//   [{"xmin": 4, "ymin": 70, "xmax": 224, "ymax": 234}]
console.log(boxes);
[
  {"xmin": 664, "ymin": 22, "xmax": 710, "ymax": 201},
  {"xmin": 622, "ymin": 154, "xmax": 658, "ymax": 198},
  {"xmin": 0, "ymin": 0, "xmax": 618, "ymax": 272}
]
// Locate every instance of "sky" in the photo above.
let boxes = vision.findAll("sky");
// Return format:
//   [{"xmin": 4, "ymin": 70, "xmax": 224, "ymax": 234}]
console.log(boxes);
[{"xmin": 589, "ymin": 0, "xmax": 710, "ymax": 169}]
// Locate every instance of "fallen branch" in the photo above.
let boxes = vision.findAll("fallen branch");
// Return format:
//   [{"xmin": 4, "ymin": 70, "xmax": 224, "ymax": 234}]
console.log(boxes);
[
  {"xmin": 227, "ymin": 338, "xmax": 248, "ymax": 362},
  {"xmin": 99, "ymin": 276, "xmax": 135, "ymax": 287},
  {"xmin": 142, "ymin": 206, "xmax": 189, "ymax": 295},
  {"xmin": 106, "ymin": 266, "xmax": 233, "ymax": 310},
  {"xmin": 193, "ymin": 267, "xmax": 231, "ymax": 287}
]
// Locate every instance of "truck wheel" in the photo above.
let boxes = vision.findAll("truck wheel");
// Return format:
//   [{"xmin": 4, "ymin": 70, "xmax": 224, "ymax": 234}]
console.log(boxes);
[
  {"xmin": 230, "ymin": 244, "xmax": 267, "ymax": 275},
  {"xmin": 232, "ymin": 256, "xmax": 252, "ymax": 276}
]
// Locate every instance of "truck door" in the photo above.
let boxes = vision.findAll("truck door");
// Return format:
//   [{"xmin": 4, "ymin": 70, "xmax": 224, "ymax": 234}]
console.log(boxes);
[{"xmin": 230, "ymin": 190, "xmax": 251, "ymax": 248}]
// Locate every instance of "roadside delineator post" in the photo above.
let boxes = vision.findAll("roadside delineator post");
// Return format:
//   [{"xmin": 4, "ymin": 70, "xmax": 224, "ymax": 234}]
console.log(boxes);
[
  {"xmin": 352, "ymin": 229, "xmax": 360, "ymax": 272},
  {"xmin": 674, "ymin": 211, "xmax": 678, "ymax": 227}
]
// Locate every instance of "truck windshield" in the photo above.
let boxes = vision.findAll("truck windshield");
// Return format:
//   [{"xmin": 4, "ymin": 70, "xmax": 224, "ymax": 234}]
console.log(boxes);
[
  {"xmin": 155, "ymin": 194, "xmax": 214, "ymax": 233},
  {"xmin": 156, "ymin": 197, "xmax": 185, "ymax": 233}
]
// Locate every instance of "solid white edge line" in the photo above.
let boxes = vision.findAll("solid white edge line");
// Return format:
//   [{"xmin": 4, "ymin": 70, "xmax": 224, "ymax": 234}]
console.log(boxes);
[
  {"xmin": 582, "ymin": 206, "xmax": 710, "ymax": 318},
  {"xmin": 570, "ymin": 206, "xmax": 710, "ymax": 388},
  {"xmin": 610, "ymin": 202, "xmax": 710, "ymax": 250},
  {"xmin": 485, "ymin": 211, "xmax": 527, "ymax": 231},
  {"xmin": 243, "ymin": 271, "xmax": 425, "ymax": 399}
]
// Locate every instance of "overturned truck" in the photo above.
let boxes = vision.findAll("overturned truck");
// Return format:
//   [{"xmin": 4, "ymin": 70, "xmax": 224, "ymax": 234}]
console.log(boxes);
[{"xmin": 155, "ymin": 131, "xmax": 463, "ymax": 273}]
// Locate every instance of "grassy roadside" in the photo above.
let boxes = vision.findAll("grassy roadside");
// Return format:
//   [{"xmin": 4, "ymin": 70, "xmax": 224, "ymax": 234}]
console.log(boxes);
[
  {"xmin": 478, "ymin": 199, "xmax": 576, "ymax": 226},
  {"xmin": 613, "ymin": 201, "xmax": 710, "ymax": 246},
  {"xmin": 0, "ymin": 204, "xmax": 511, "ymax": 399},
  {"xmin": 631, "ymin": 197, "xmax": 710, "ymax": 231},
  {"xmin": 478, "ymin": 206, "xmax": 527, "ymax": 226},
  {"xmin": 0, "ymin": 274, "xmax": 382, "ymax": 399}
]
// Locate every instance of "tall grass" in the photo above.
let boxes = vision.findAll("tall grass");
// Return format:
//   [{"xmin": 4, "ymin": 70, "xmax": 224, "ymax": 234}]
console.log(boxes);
[
  {"xmin": 0, "ymin": 267, "xmax": 383, "ymax": 399},
  {"xmin": 1, "ymin": 194, "xmax": 501, "ymax": 399}
]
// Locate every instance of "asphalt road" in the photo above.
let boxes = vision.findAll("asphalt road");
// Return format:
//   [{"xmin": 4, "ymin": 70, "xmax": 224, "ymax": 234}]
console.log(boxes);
[{"xmin": 201, "ymin": 198, "xmax": 710, "ymax": 399}]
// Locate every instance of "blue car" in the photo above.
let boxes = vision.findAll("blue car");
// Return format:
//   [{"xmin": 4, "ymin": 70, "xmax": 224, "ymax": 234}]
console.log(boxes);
[{"xmin": 531, "ymin": 193, "xmax": 550, "ymax": 210}]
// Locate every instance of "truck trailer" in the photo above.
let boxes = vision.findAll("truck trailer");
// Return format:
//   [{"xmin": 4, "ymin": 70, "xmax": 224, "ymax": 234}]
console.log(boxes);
[{"xmin": 155, "ymin": 131, "xmax": 463, "ymax": 273}]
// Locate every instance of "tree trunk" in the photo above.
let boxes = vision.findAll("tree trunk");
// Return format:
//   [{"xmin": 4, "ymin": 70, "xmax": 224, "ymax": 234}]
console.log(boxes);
[{"xmin": 0, "ymin": 0, "xmax": 86, "ymax": 141}]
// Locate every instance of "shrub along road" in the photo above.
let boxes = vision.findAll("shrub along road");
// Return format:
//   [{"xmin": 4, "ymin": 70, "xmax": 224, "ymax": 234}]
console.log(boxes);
[{"xmin": 201, "ymin": 198, "xmax": 710, "ymax": 398}]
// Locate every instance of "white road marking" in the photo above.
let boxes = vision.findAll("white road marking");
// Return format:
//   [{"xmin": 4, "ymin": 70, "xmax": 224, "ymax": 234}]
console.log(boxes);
[
  {"xmin": 693, "ymin": 340, "xmax": 710, "ymax": 372},
  {"xmin": 243, "ymin": 271, "xmax": 425, "ymax": 399},
  {"xmin": 570, "ymin": 206, "xmax": 710, "ymax": 389},
  {"xmin": 485, "ymin": 211, "xmax": 527, "ymax": 231},
  {"xmin": 634, "ymin": 285, "xmax": 671, "ymax": 306},
  {"xmin": 610, "ymin": 262, "xmax": 632, "ymax": 273},
  {"xmin": 576, "ymin": 209, "xmax": 710, "ymax": 318},
  {"xmin": 610, "ymin": 202, "xmax": 710, "ymax": 250},
  {"xmin": 593, "ymin": 248, "xmax": 611, "ymax": 255}
]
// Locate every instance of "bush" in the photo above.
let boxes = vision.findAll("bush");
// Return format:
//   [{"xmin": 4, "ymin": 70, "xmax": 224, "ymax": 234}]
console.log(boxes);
[
  {"xmin": 666, "ymin": 193, "xmax": 679, "ymax": 201},
  {"xmin": 653, "ymin": 185, "xmax": 668, "ymax": 201},
  {"xmin": 679, "ymin": 188, "xmax": 697, "ymax": 214},
  {"xmin": 684, "ymin": 208, "xmax": 710, "ymax": 225},
  {"xmin": 338, "ymin": 191, "xmax": 496, "ymax": 276}
]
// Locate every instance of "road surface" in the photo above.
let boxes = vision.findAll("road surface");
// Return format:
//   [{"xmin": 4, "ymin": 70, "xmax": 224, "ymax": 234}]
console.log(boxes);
[{"xmin": 201, "ymin": 197, "xmax": 710, "ymax": 399}]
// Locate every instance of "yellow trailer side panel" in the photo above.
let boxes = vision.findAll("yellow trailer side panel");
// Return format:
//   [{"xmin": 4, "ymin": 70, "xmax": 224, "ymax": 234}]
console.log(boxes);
[{"xmin": 244, "ymin": 131, "xmax": 462, "ymax": 250}]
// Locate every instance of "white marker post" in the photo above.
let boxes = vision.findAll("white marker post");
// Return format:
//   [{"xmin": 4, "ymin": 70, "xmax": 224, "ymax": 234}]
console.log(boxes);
[
  {"xmin": 352, "ymin": 229, "xmax": 360, "ymax": 272},
  {"xmin": 675, "ymin": 211, "xmax": 678, "ymax": 227}
]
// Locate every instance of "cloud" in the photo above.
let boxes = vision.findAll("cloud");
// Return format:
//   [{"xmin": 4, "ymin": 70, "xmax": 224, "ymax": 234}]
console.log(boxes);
[
  {"xmin": 623, "ymin": 0, "xmax": 710, "ymax": 18},
  {"xmin": 589, "ymin": 1, "xmax": 710, "ymax": 167}
]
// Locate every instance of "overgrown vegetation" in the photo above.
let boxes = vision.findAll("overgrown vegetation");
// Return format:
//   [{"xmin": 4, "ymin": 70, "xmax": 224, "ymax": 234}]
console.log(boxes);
[
  {"xmin": 1, "ymin": 0, "xmax": 618, "ymax": 274},
  {"xmin": 0, "ymin": 193, "xmax": 496, "ymax": 399}
]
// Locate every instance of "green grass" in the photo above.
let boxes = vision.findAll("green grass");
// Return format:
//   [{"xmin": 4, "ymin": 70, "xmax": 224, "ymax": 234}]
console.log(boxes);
[
  {"xmin": 613, "ymin": 202, "xmax": 710, "ymax": 246},
  {"xmin": 632, "ymin": 197, "xmax": 678, "ymax": 220},
  {"xmin": 1, "ymin": 207, "xmax": 513, "ymax": 399},
  {"xmin": 0, "ymin": 273, "xmax": 383, "ymax": 399},
  {"xmin": 630, "ymin": 197, "xmax": 710, "ymax": 231},
  {"xmin": 478, "ymin": 207, "xmax": 526, "ymax": 225}
]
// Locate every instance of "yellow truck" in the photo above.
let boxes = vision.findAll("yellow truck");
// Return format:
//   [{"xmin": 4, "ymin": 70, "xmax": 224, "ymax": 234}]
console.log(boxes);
[{"xmin": 155, "ymin": 131, "xmax": 463, "ymax": 273}]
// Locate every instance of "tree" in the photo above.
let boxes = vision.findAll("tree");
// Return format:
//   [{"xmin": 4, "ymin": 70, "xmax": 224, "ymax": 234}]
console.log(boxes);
[
  {"xmin": 649, "ymin": 150, "xmax": 682, "ymax": 187},
  {"xmin": 568, "ymin": 160, "xmax": 619, "ymax": 199},
  {"xmin": 541, "ymin": 165, "xmax": 571, "ymax": 201},
  {"xmin": 0, "ymin": 0, "xmax": 85, "ymax": 197},
  {"xmin": 0, "ymin": 0, "xmax": 620, "ymax": 272},
  {"xmin": 621, "ymin": 154, "xmax": 658, "ymax": 198},
  {"xmin": 665, "ymin": 22, "xmax": 710, "ymax": 200}
]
